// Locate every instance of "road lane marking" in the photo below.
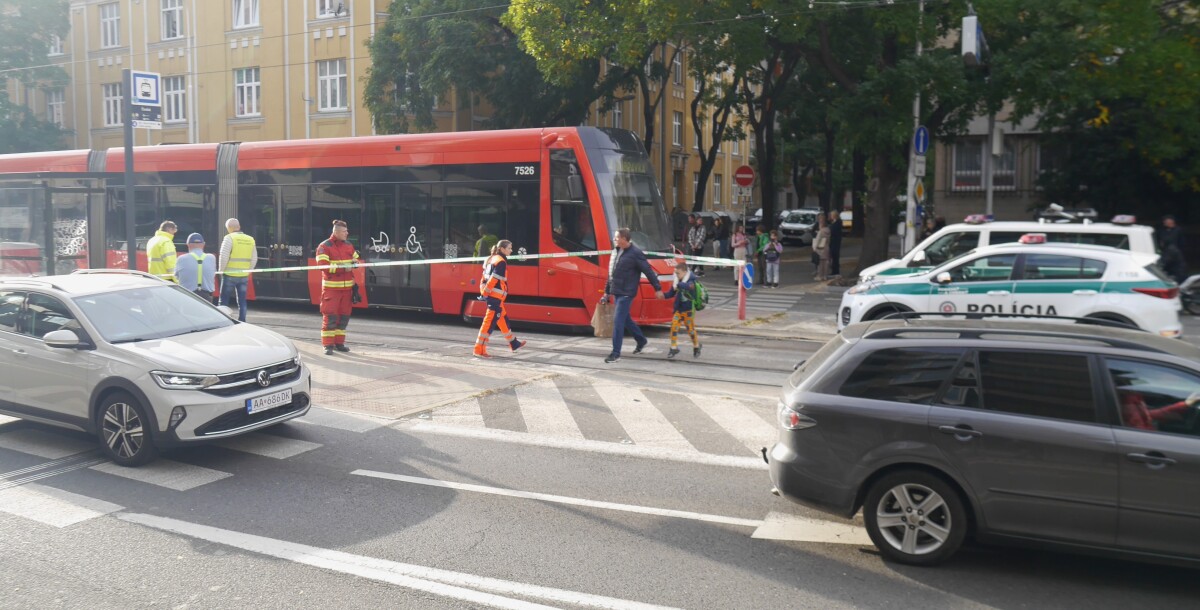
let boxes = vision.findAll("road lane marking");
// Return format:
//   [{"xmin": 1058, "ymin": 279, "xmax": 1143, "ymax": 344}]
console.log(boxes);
[
  {"xmin": 213, "ymin": 433, "xmax": 322, "ymax": 459},
  {"xmin": 515, "ymin": 379, "xmax": 585, "ymax": 440},
  {"xmin": 352, "ymin": 470, "xmax": 763, "ymax": 528},
  {"xmin": 594, "ymin": 385, "xmax": 693, "ymax": 452},
  {"xmin": 391, "ymin": 421, "xmax": 768, "ymax": 470},
  {"xmin": 751, "ymin": 511, "xmax": 872, "ymax": 545},
  {"xmin": 0, "ymin": 483, "xmax": 124, "ymax": 527},
  {"xmin": 435, "ymin": 398, "xmax": 487, "ymax": 428},
  {"xmin": 686, "ymin": 395, "xmax": 778, "ymax": 455},
  {"xmin": 119, "ymin": 513, "xmax": 676, "ymax": 610},
  {"xmin": 295, "ymin": 406, "xmax": 387, "ymax": 433},
  {"xmin": 0, "ymin": 415, "xmax": 19, "ymax": 426},
  {"xmin": 0, "ymin": 429, "xmax": 96, "ymax": 459},
  {"xmin": 90, "ymin": 459, "xmax": 231, "ymax": 491}
]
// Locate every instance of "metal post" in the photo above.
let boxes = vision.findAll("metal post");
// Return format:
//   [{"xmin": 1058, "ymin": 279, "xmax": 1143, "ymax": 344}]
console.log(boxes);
[
  {"xmin": 903, "ymin": 0, "xmax": 924, "ymax": 254},
  {"xmin": 985, "ymin": 112, "xmax": 995, "ymax": 217},
  {"xmin": 122, "ymin": 69, "xmax": 137, "ymax": 270},
  {"xmin": 737, "ymin": 263, "xmax": 747, "ymax": 321}
]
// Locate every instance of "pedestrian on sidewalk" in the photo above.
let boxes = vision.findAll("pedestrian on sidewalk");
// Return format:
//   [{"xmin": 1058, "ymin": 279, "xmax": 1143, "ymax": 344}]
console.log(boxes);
[
  {"xmin": 218, "ymin": 218, "xmax": 257, "ymax": 322},
  {"xmin": 146, "ymin": 221, "xmax": 179, "ymax": 283},
  {"xmin": 764, "ymin": 230, "xmax": 783, "ymax": 288},
  {"xmin": 316, "ymin": 219, "xmax": 361, "ymax": 355},
  {"xmin": 663, "ymin": 262, "xmax": 701, "ymax": 359},
  {"xmin": 714, "ymin": 217, "xmax": 730, "ymax": 260},
  {"xmin": 174, "ymin": 233, "xmax": 216, "ymax": 300},
  {"xmin": 829, "ymin": 210, "xmax": 843, "ymax": 277},
  {"xmin": 687, "ymin": 215, "xmax": 707, "ymax": 276},
  {"xmin": 731, "ymin": 224, "xmax": 748, "ymax": 285},
  {"xmin": 754, "ymin": 224, "xmax": 769, "ymax": 285},
  {"xmin": 473, "ymin": 240, "xmax": 526, "ymax": 358},
  {"xmin": 814, "ymin": 215, "xmax": 831, "ymax": 281},
  {"xmin": 602, "ymin": 228, "xmax": 664, "ymax": 364}
]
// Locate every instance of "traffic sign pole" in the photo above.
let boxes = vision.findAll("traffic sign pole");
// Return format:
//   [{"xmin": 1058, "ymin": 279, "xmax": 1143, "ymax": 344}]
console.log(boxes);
[
  {"xmin": 903, "ymin": 0, "xmax": 925, "ymax": 255},
  {"xmin": 122, "ymin": 70, "xmax": 136, "ymax": 271}
]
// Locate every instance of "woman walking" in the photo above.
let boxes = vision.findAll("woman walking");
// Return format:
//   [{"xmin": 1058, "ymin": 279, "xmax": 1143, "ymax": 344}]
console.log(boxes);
[
  {"xmin": 813, "ymin": 215, "xmax": 831, "ymax": 281},
  {"xmin": 474, "ymin": 240, "xmax": 527, "ymax": 358},
  {"xmin": 731, "ymin": 224, "xmax": 748, "ymax": 285}
]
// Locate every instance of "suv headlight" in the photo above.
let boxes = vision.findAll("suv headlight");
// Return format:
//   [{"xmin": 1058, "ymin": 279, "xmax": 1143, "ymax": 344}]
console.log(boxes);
[
  {"xmin": 151, "ymin": 371, "xmax": 220, "ymax": 390},
  {"xmin": 847, "ymin": 280, "xmax": 881, "ymax": 295}
]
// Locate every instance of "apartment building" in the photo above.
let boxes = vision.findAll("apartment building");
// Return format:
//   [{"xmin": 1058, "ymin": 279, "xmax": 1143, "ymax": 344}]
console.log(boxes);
[{"xmin": 20, "ymin": 0, "xmax": 750, "ymax": 219}]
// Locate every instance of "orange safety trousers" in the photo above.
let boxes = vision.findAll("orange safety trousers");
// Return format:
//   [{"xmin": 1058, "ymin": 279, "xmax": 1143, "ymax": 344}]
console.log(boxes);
[
  {"xmin": 474, "ymin": 297, "xmax": 519, "ymax": 354},
  {"xmin": 320, "ymin": 289, "xmax": 352, "ymax": 346}
]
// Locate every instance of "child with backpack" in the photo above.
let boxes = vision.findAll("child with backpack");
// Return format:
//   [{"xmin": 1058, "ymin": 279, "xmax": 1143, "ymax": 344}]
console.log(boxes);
[
  {"xmin": 663, "ymin": 261, "xmax": 704, "ymax": 359},
  {"xmin": 765, "ymin": 230, "xmax": 783, "ymax": 288}
]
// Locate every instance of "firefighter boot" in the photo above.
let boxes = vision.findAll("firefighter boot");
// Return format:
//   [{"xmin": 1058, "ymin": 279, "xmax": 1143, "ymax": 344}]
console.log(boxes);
[{"xmin": 510, "ymin": 339, "xmax": 526, "ymax": 352}]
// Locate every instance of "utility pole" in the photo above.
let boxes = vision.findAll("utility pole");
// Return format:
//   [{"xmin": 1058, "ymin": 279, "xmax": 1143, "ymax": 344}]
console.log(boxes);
[{"xmin": 903, "ymin": 0, "xmax": 925, "ymax": 254}]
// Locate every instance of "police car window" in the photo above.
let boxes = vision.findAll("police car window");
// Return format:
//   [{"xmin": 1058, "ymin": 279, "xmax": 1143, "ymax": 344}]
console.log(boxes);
[
  {"xmin": 840, "ymin": 347, "xmax": 963, "ymax": 405},
  {"xmin": 947, "ymin": 254, "xmax": 1016, "ymax": 283},
  {"xmin": 1046, "ymin": 232, "xmax": 1129, "ymax": 249},
  {"xmin": 23, "ymin": 293, "xmax": 80, "ymax": 339},
  {"xmin": 925, "ymin": 232, "xmax": 978, "ymax": 265},
  {"xmin": 0, "ymin": 290, "xmax": 25, "ymax": 333},
  {"xmin": 1020, "ymin": 254, "xmax": 1107, "ymax": 281},
  {"xmin": 990, "ymin": 232, "xmax": 1025, "ymax": 245},
  {"xmin": 978, "ymin": 351, "xmax": 1097, "ymax": 424},
  {"xmin": 1107, "ymin": 358, "xmax": 1200, "ymax": 437}
]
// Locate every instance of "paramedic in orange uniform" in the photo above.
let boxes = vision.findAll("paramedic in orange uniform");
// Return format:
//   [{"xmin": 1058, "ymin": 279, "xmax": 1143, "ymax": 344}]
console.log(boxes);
[
  {"xmin": 315, "ymin": 219, "xmax": 360, "ymax": 355},
  {"xmin": 474, "ymin": 240, "xmax": 526, "ymax": 358}
]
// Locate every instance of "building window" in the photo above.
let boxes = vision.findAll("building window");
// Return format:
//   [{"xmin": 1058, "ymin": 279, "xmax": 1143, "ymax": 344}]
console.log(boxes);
[
  {"xmin": 164, "ymin": 76, "xmax": 186, "ymax": 122},
  {"xmin": 713, "ymin": 174, "xmax": 722, "ymax": 207},
  {"xmin": 233, "ymin": 0, "xmax": 259, "ymax": 29},
  {"xmin": 693, "ymin": 75, "xmax": 701, "ymax": 94},
  {"xmin": 234, "ymin": 67, "xmax": 261, "ymax": 117},
  {"xmin": 103, "ymin": 83, "xmax": 122, "ymax": 126},
  {"xmin": 612, "ymin": 101, "xmax": 623, "ymax": 129},
  {"xmin": 48, "ymin": 34, "xmax": 63, "ymax": 56},
  {"xmin": 317, "ymin": 59, "xmax": 348, "ymax": 111},
  {"xmin": 952, "ymin": 138, "xmax": 1016, "ymax": 192},
  {"xmin": 732, "ymin": 138, "xmax": 740, "ymax": 156},
  {"xmin": 316, "ymin": 0, "xmax": 344, "ymax": 17},
  {"xmin": 100, "ymin": 3, "xmax": 120, "ymax": 48},
  {"xmin": 672, "ymin": 53, "xmax": 682, "ymax": 85},
  {"xmin": 45, "ymin": 88, "xmax": 65, "ymax": 127},
  {"xmin": 161, "ymin": 0, "xmax": 184, "ymax": 40},
  {"xmin": 672, "ymin": 111, "xmax": 682, "ymax": 146}
]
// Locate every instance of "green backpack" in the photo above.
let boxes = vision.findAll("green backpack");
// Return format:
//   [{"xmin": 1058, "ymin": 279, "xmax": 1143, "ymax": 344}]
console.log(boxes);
[{"xmin": 691, "ymin": 280, "xmax": 709, "ymax": 311}]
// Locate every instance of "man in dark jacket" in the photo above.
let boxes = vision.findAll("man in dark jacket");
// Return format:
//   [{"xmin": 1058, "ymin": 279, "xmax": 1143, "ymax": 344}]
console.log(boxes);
[
  {"xmin": 829, "ymin": 210, "xmax": 844, "ymax": 277},
  {"xmin": 602, "ymin": 228, "xmax": 664, "ymax": 363}
]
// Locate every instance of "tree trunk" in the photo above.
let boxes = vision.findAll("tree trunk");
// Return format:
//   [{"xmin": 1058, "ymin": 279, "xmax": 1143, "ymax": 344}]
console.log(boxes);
[
  {"xmin": 858, "ymin": 152, "xmax": 904, "ymax": 272},
  {"xmin": 851, "ymin": 149, "xmax": 867, "ymax": 238},
  {"xmin": 821, "ymin": 125, "xmax": 835, "ymax": 213}
]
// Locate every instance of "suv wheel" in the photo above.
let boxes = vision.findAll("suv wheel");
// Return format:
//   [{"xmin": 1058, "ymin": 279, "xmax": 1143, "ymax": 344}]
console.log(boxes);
[
  {"xmin": 98, "ymin": 392, "xmax": 158, "ymax": 467},
  {"xmin": 863, "ymin": 470, "xmax": 967, "ymax": 566}
]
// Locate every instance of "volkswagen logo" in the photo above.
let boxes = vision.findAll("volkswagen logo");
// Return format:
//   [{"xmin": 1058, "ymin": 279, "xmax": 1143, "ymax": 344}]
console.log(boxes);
[{"xmin": 256, "ymin": 370, "xmax": 271, "ymax": 388}]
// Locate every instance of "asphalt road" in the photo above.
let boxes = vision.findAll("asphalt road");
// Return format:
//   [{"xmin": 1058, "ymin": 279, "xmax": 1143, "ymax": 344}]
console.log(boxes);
[{"xmin": 2, "ymin": 309, "xmax": 1200, "ymax": 609}]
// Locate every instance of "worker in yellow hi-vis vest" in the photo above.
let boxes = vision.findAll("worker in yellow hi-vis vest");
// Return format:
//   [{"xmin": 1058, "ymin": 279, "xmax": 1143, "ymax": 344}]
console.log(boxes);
[
  {"xmin": 146, "ymin": 221, "xmax": 179, "ymax": 282},
  {"xmin": 218, "ymin": 218, "xmax": 257, "ymax": 322}
]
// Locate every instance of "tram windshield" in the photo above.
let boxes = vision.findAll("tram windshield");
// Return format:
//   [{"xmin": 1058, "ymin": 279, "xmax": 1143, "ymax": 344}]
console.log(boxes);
[{"xmin": 589, "ymin": 150, "xmax": 673, "ymax": 254}]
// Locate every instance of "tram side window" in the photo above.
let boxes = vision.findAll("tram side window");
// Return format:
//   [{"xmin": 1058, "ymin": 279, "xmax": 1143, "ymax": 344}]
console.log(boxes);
[
  {"xmin": 239, "ymin": 185, "xmax": 279, "ymax": 259},
  {"xmin": 551, "ymin": 150, "xmax": 596, "ymax": 253},
  {"xmin": 311, "ymin": 184, "xmax": 361, "ymax": 254},
  {"xmin": 445, "ymin": 185, "xmax": 505, "ymax": 260},
  {"xmin": 505, "ymin": 182, "xmax": 539, "ymax": 266},
  {"xmin": 0, "ymin": 188, "xmax": 38, "ymax": 243},
  {"xmin": 160, "ymin": 186, "xmax": 215, "ymax": 242},
  {"xmin": 106, "ymin": 187, "xmax": 162, "ymax": 252}
]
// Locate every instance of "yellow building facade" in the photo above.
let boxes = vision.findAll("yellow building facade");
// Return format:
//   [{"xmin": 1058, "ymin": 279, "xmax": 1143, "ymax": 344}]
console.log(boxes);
[{"xmin": 31, "ymin": 1, "xmax": 752, "ymax": 217}]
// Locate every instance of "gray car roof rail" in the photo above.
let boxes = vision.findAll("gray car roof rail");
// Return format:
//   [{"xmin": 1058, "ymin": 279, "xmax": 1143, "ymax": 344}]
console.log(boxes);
[
  {"xmin": 880, "ymin": 311, "xmax": 1143, "ymax": 332},
  {"xmin": 0, "ymin": 277, "xmax": 64, "ymax": 291},
  {"xmin": 860, "ymin": 326, "xmax": 1171, "ymax": 355},
  {"xmin": 71, "ymin": 268, "xmax": 166, "ymax": 281}
]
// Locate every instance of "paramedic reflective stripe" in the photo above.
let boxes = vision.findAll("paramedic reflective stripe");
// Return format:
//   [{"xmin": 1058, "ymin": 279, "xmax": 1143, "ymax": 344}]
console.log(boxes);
[
  {"xmin": 322, "ymin": 280, "xmax": 355, "ymax": 289},
  {"xmin": 485, "ymin": 288, "xmax": 507, "ymax": 297},
  {"xmin": 315, "ymin": 254, "xmax": 331, "ymax": 262},
  {"xmin": 486, "ymin": 273, "xmax": 507, "ymax": 282}
]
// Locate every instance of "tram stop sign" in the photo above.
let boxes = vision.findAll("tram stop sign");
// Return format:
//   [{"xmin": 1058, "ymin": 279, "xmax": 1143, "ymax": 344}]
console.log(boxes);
[{"xmin": 734, "ymin": 165, "xmax": 756, "ymax": 188}]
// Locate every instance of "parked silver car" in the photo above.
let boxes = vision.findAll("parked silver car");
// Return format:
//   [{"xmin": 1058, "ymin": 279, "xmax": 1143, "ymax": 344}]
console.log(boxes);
[
  {"xmin": 769, "ymin": 317, "xmax": 1200, "ymax": 566},
  {"xmin": 0, "ymin": 271, "xmax": 311, "ymax": 466}
]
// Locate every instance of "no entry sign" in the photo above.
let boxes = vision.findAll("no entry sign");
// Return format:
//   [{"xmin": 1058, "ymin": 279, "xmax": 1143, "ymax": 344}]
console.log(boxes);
[{"xmin": 734, "ymin": 165, "xmax": 755, "ymax": 188}]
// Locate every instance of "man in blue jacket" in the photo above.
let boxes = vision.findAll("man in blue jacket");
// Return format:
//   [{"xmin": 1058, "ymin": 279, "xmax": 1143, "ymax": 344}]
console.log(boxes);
[{"xmin": 602, "ymin": 228, "xmax": 664, "ymax": 363}]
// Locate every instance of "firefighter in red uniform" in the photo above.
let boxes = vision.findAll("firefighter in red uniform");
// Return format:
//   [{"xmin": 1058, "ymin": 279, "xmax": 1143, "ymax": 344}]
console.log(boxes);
[
  {"xmin": 474, "ymin": 240, "xmax": 526, "ymax": 358},
  {"xmin": 315, "ymin": 219, "xmax": 361, "ymax": 355}
]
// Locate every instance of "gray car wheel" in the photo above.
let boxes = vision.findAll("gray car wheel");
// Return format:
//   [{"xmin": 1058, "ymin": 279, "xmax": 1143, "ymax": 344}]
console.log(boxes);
[
  {"xmin": 863, "ymin": 470, "xmax": 967, "ymax": 566},
  {"xmin": 98, "ymin": 392, "xmax": 158, "ymax": 467}
]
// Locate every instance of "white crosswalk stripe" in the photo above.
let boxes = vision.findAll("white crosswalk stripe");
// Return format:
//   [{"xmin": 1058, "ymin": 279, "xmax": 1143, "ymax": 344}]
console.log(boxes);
[
  {"xmin": 296, "ymin": 405, "xmax": 388, "ymax": 432},
  {"xmin": 596, "ymin": 385, "xmax": 694, "ymax": 452},
  {"xmin": 686, "ymin": 395, "xmax": 778, "ymax": 455},
  {"xmin": 90, "ymin": 459, "xmax": 232, "ymax": 491},
  {"xmin": 435, "ymin": 398, "xmax": 487, "ymax": 428},
  {"xmin": 0, "ymin": 483, "xmax": 124, "ymax": 528},
  {"xmin": 0, "ymin": 415, "xmax": 19, "ymax": 427},
  {"xmin": 214, "ymin": 433, "xmax": 322, "ymax": 460},
  {"xmin": 0, "ymin": 429, "xmax": 96, "ymax": 460},
  {"xmin": 516, "ymin": 379, "xmax": 585, "ymax": 440}
]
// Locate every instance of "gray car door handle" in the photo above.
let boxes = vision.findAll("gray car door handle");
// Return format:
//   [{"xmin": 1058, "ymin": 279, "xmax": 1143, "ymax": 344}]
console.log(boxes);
[
  {"xmin": 1126, "ymin": 452, "xmax": 1177, "ymax": 467},
  {"xmin": 986, "ymin": 290, "xmax": 1010, "ymax": 296},
  {"xmin": 938, "ymin": 425, "xmax": 983, "ymax": 439},
  {"xmin": 1072, "ymin": 289, "xmax": 1098, "ymax": 295}
]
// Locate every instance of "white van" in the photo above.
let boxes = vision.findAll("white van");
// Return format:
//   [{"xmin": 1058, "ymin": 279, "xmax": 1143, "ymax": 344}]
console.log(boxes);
[{"xmin": 858, "ymin": 217, "xmax": 1158, "ymax": 281}]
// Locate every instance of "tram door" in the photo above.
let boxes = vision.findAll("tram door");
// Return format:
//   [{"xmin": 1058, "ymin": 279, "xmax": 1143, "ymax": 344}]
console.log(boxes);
[
  {"xmin": 240, "ymin": 185, "xmax": 309, "ymax": 300},
  {"xmin": 362, "ymin": 184, "xmax": 432, "ymax": 308}
]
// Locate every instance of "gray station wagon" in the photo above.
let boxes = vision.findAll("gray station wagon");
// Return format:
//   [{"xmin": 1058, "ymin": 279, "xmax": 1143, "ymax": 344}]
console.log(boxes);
[{"xmin": 768, "ymin": 318, "xmax": 1200, "ymax": 566}]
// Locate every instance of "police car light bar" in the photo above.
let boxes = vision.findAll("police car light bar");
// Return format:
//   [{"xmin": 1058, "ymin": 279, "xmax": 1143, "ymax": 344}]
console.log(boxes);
[
  {"xmin": 1112, "ymin": 214, "xmax": 1137, "ymax": 225},
  {"xmin": 963, "ymin": 214, "xmax": 992, "ymax": 224},
  {"xmin": 1019, "ymin": 233, "xmax": 1047, "ymax": 244}
]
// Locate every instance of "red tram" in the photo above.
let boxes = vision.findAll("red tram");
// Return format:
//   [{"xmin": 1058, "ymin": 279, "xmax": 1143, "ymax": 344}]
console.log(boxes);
[{"xmin": 0, "ymin": 128, "xmax": 676, "ymax": 326}]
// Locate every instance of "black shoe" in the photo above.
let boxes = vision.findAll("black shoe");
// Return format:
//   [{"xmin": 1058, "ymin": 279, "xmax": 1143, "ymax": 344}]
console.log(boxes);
[
  {"xmin": 324, "ymin": 346, "xmax": 334, "ymax": 355},
  {"xmin": 511, "ymin": 340, "xmax": 526, "ymax": 352},
  {"xmin": 633, "ymin": 341, "xmax": 647, "ymax": 354},
  {"xmin": 667, "ymin": 348, "xmax": 680, "ymax": 359},
  {"xmin": 693, "ymin": 345, "xmax": 702, "ymax": 358},
  {"xmin": 604, "ymin": 354, "xmax": 620, "ymax": 364},
  {"xmin": 335, "ymin": 344, "xmax": 350, "ymax": 352}
]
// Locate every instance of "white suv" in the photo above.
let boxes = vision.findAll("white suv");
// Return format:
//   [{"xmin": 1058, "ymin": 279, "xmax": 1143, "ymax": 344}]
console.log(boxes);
[{"xmin": 0, "ymin": 271, "xmax": 310, "ymax": 466}]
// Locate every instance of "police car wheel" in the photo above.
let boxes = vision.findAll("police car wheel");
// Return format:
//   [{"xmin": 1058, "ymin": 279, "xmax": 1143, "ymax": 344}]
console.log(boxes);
[
  {"xmin": 865, "ymin": 305, "xmax": 911, "ymax": 322},
  {"xmin": 863, "ymin": 470, "xmax": 969, "ymax": 566}
]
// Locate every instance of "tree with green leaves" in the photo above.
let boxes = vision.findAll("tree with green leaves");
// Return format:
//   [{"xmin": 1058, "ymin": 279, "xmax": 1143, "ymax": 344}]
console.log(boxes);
[
  {"xmin": 364, "ymin": 0, "xmax": 606, "ymax": 133},
  {"xmin": 0, "ymin": 0, "xmax": 70, "ymax": 153}
]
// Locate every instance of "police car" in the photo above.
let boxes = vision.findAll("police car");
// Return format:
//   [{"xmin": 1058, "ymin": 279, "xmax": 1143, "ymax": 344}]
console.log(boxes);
[{"xmin": 839, "ymin": 235, "xmax": 1183, "ymax": 337}]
